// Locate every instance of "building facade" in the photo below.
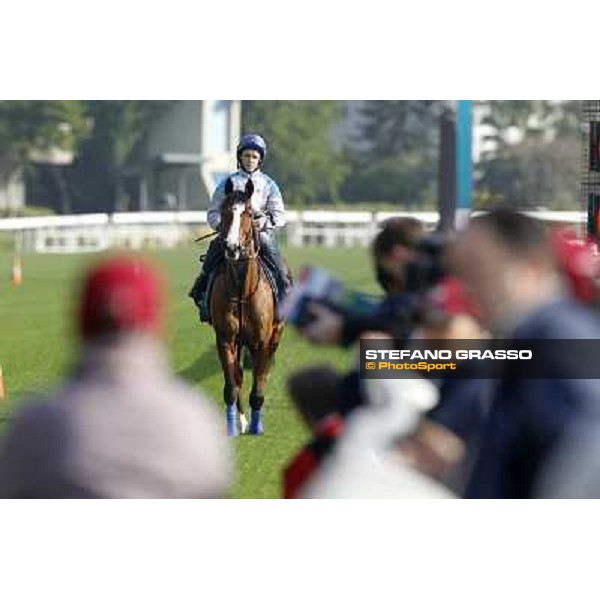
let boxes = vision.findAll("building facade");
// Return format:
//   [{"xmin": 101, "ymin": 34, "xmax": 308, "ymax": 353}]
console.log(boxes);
[{"xmin": 123, "ymin": 100, "xmax": 241, "ymax": 210}]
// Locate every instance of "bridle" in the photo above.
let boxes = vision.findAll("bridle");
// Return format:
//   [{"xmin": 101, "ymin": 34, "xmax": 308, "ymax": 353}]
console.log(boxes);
[{"xmin": 221, "ymin": 201, "xmax": 261, "ymax": 265}]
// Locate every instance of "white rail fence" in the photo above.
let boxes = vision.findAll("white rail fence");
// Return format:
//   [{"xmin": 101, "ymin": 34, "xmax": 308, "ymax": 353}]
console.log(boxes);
[
  {"xmin": 0, "ymin": 212, "xmax": 210, "ymax": 254},
  {"xmin": 0, "ymin": 210, "xmax": 586, "ymax": 254}
]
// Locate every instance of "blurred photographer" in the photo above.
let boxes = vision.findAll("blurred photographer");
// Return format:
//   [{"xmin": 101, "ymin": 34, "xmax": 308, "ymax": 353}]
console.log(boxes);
[
  {"xmin": 294, "ymin": 233, "xmax": 446, "ymax": 427},
  {"xmin": 299, "ymin": 217, "xmax": 426, "ymax": 346},
  {"xmin": 451, "ymin": 209, "xmax": 600, "ymax": 498},
  {"xmin": 285, "ymin": 221, "xmax": 464, "ymax": 494}
]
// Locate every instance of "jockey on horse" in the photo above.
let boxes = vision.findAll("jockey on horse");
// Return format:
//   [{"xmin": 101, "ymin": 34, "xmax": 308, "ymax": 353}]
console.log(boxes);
[{"xmin": 189, "ymin": 133, "xmax": 292, "ymax": 322}]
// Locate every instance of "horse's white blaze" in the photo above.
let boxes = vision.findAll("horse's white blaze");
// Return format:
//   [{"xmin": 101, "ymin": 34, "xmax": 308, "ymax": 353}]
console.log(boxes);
[{"xmin": 226, "ymin": 203, "xmax": 244, "ymax": 249}]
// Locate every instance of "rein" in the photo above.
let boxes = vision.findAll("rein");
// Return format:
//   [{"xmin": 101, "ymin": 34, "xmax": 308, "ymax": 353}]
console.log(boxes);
[{"xmin": 194, "ymin": 231, "xmax": 219, "ymax": 243}]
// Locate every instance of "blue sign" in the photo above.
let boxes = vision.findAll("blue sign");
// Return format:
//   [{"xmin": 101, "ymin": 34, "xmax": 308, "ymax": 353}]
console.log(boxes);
[{"xmin": 455, "ymin": 100, "xmax": 473, "ymax": 227}]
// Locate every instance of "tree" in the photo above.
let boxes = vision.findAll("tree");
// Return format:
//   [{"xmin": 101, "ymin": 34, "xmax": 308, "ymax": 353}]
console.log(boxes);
[
  {"xmin": 341, "ymin": 101, "xmax": 441, "ymax": 206},
  {"xmin": 242, "ymin": 101, "xmax": 348, "ymax": 205},
  {"xmin": 0, "ymin": 101, "xmax": 89, "ymax": 170},
  {"xmin": 341, "ymin": 153, "xmax": 437, "ymax": 207},
  {"xmin": 476, "ymin": 101, "xmax": 582, "ymax": 209},
  {"xmin": 355, "ymin": 100, "xmax": 441, "ymax": 159},
  {"xmin": 0, "ymin": 101, "xmax": 89, "ymax": 212},
  {"xmin": 477, "ymin": 136, "xmax": 580, "ymax": 209},
  {"xmin": 477, "ymin": 100, "xmax": 582, "ymax": 151},
  {"xmin": 69, "ymin": 101, "xmax": 174, "ymax": 213}
]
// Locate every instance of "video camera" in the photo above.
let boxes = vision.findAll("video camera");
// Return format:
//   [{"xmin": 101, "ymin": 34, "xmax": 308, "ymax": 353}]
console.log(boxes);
[
  {"xmin": 404, "ymin": 231, "xmax": 449, "ymax": 295},
  {"xmin": 281, "ymin": 266, "xmax": 380, "ymax": 328},
  {"xmin": 282, "ymin": 232, "xmax": 451, "ymax": 330}
]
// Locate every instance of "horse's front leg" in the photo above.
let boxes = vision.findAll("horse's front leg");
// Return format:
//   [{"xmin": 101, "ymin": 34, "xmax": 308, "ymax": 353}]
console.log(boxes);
[
  {"xmin": 248, "ymin": 343, "xmax": 272, "ymax": 436},
  {"xmin": 234, "ymin": 358, "xmax": 248, "ymax": 434},
  {"xmin": 248, "ymin": 323, "xmax": 285, "ymax": 435},
  {"xmin": 216, "ymin": 336, "xmax": 242, "ymax": 437}
]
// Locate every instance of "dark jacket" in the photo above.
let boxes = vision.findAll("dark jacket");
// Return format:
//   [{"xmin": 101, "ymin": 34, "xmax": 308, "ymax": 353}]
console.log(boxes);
[
  {"xmin": 465, "ymin": 298, "xmax": 600, "ymax": 499},
  {"xmin": 428, "ymin": 372, "xmax": 493, "ymax": 493}
]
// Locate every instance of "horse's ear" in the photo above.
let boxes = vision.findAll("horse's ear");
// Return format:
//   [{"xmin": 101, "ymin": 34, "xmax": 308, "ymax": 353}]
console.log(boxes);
[
  {"xmin": 224, "ymin": 177, "xmax": 234, "ymax": 196},
  {"xmin": 244, "ymin": 178, "xmax": 254, "ymax": 200}
]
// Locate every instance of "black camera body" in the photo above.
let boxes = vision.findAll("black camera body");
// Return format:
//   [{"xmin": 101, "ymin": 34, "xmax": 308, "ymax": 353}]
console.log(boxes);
[
  {"xmin": 375, "ymin": 231, "xmax": 449, "ymax": 295},
  {"xmin": 404, "ymin": 231, "xmax": 449, "ymax": 295}
]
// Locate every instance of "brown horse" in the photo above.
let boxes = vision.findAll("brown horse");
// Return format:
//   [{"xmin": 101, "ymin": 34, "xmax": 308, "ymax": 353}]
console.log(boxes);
[{"xmin": 210, "ymin": 177, "xmax": 285, "ymax": 436}]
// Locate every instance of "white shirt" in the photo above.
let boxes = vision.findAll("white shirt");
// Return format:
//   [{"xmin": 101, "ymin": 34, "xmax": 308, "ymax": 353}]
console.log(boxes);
[{"xmin": 207, "ymin": 169, "xmax": 285, "ymax": 231}]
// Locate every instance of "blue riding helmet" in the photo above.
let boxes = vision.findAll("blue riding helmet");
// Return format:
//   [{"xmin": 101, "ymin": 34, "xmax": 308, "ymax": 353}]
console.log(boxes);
[{"xmin": 237, "ymin": 133, "xmax": 267, "ymax": 163}]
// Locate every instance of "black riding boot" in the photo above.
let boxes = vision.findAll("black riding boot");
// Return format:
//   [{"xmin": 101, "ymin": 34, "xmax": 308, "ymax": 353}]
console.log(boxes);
[
  {"xmin": 189, "ymin": 239, "xmax": 222, "ymax": 322},
  {"xmin": 259, "ymin": 232, "xmax": 292, "ymax": 302}
]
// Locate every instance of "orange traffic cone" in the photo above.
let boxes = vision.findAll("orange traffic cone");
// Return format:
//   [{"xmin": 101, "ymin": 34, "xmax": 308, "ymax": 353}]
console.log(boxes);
[
  {"xmin": 0, "ymin": 365, "xmax": 5, "ymax": 401},
  {"xmin": 11, "ymin": 256, "xmax": 22, "ymax": 286}
]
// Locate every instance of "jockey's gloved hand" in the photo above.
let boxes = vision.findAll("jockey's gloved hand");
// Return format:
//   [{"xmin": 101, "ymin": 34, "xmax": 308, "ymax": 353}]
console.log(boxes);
[{"xmin": 253, "ymin": 211, "xmax": 269, "ymax": 231}]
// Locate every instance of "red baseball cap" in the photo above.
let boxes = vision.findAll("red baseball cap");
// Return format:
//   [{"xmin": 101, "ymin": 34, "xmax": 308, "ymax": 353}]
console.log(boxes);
[{"xmin": 78, "ymin": 255, "xmax": 164, "ymax": 340}]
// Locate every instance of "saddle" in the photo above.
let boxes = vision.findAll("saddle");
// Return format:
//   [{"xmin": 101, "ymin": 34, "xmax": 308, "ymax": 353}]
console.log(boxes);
[{"xmin": 205, "ymin": 255, "xmax": 282, "ymax": 322}]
